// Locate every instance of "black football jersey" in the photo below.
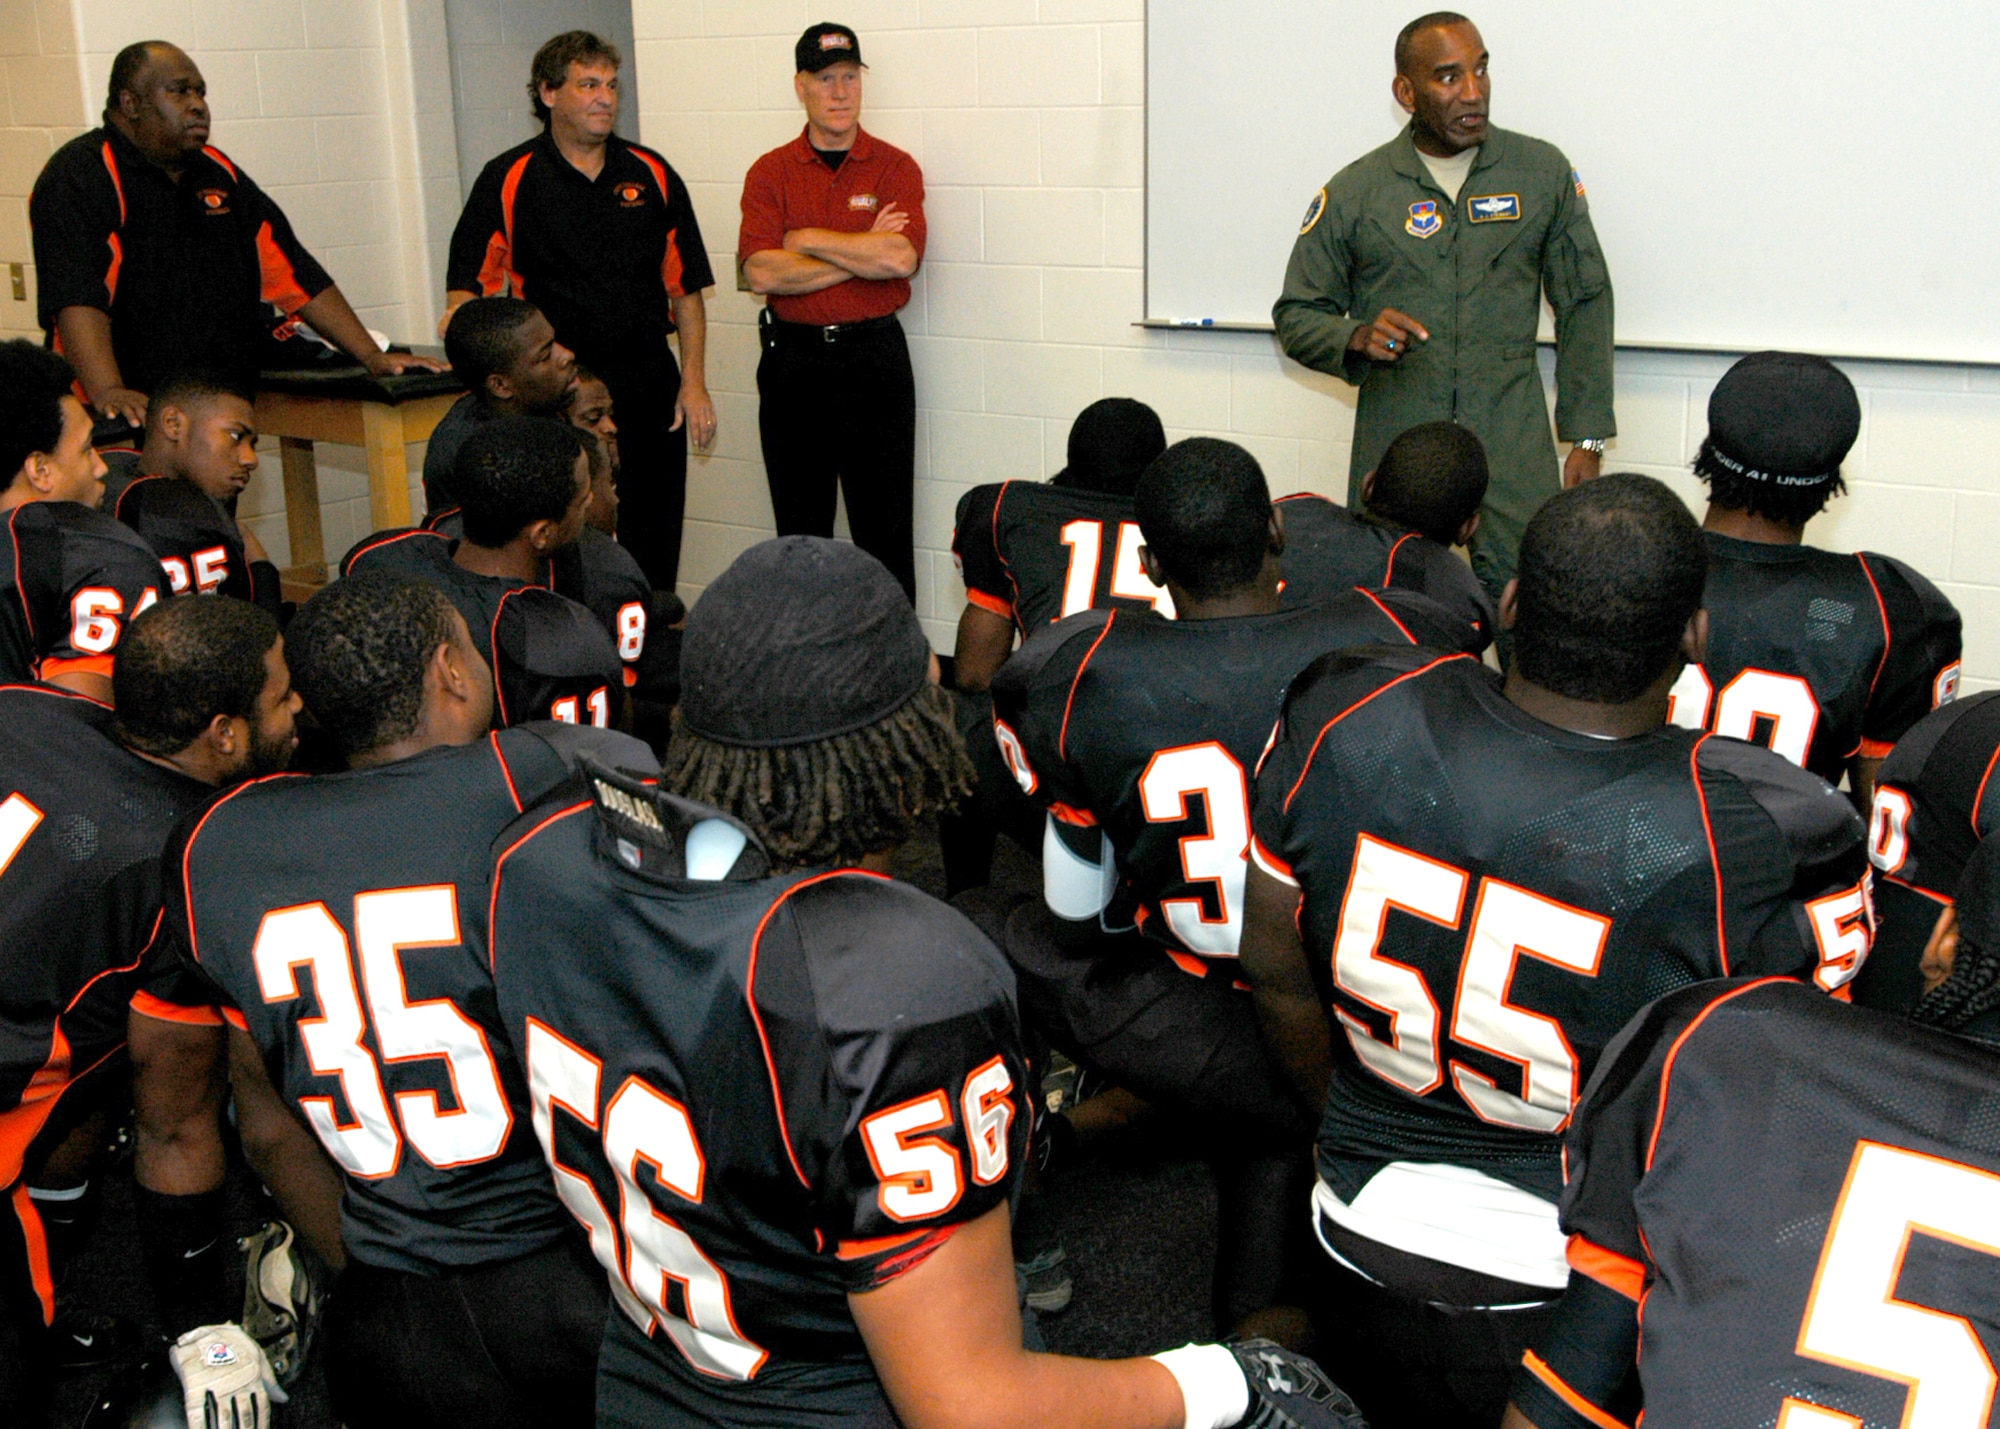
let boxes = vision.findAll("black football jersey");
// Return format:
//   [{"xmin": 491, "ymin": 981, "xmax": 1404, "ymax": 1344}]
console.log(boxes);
[
  {"xmin": 1851, "ymin": 691, "xmax": 2000, "ymax": 1015},
  {"xmin": 1519, "ymin": 978, "xmax": 2000, "ymax": 1429},
  {"xmin": 160, "ymin": 724, "xmax": 657, "ymax": 1273},
  {"xmin": 342, "ymin": 527, "xmax": 626, "ymax": 730},
  {"xmin": 0, "ymin": 500, "xmax": 166, "ymax": 685},
  {"xmin": 953, "ymin": 480, "xmax": 1174, "ymax": 631},
  {"xmin": 487, "ymin": 764, "xmax": 1031, "ymax": 1426},
  {"xmin": 1274, "ymin": 494, "xmax": 1496, "ymax": 649},
  {"xmin": 101, "ymin": 469, "xmax": 280, "ymax": 616},
  {"xmin": 1251, "ymin": 648, "xmax": 1871, "ymax": 1201},
  {"xmin": 424, "ymin": 510, "xmax": 675, "ymax": 706},
  {"xmin": 992, "ymin": 588, "xmax": 1479, "ymax": 972},
  {"xmin": 0, "ymin": 683, "xmax": 212, "ymax": 1186},
  {"xmin": 1668, "ymin": 534, "xmax": 1962, "ymax": 784}
]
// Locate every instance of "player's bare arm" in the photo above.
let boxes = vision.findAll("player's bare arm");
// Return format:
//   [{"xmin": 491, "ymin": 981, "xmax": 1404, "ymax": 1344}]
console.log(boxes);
[
  {"xmin": 1500, "ymin": 1405, "xmax": 1541, "ymax": 1429},
  {"xmin": 227, "ymin": 1025, "xmax": 347, "ymax": 1271},
  {"xmin": 1850, "ymin": 753, "xmax": 1884, "ymax": 814},
  {"xmin": 1346, "ymin": 307, "xmax": 1430, "ymax": 364},
  {"xmin": 853, "ymin": 1202, "xmax": 1186, "ymax": 1429},
  {"xmin": 130, "ymin": 1010, "xmax": 227, "ymax": 1198},
  {"xmin": 1238, "ymin": 864, "xmax": 1335, "ymax": 1111},
  {"xmin": 953, "ymin": 603, "xmax": 1017, "ymax": 694}
]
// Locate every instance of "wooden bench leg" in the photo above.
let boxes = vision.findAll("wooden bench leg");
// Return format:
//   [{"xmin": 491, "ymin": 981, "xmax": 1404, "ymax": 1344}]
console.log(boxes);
[
  {"xmin": 279, "ymin": 436, "xmax": 327, "ymax": 599},
  {"xmin": 361, "ymin": 402, "xmax": 413, "ymax": 533}
]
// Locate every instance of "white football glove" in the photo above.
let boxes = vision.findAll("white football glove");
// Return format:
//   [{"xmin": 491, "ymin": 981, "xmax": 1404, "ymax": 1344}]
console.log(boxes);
[{"xmin": 169, "ymin": 1323, "xmax": 287, "ymax": 1429}]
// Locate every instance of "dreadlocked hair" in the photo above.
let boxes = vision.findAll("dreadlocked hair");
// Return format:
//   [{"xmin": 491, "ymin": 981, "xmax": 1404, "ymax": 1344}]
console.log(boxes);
[
  {"xmin": 1911, "ymin": 936, "xmax": 2000, "ymax": 1034},
  {"xmin": 663, "ymin": 682, "xmax": 974, "ymax": 872}
]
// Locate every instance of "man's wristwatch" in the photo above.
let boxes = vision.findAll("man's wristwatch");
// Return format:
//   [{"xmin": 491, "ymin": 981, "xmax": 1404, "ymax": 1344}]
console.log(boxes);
[{"xmin": 1573, "ymin": 438, "xmax": 1607, "ymax": 454}]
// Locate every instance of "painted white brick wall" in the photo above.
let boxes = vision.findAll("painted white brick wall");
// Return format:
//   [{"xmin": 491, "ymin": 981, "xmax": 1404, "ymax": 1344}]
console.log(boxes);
[
  {"xmin": 630, "ymin": 0, "xmax": 2000, "ymax": 693},
  {"xmin": 0, "ymin": 0, "xmax": 88, "ymax": 339}
]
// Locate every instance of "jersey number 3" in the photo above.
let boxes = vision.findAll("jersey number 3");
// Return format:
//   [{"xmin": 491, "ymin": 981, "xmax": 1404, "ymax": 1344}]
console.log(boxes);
[
  {"xmin": 253, "ymin": 886, "xmax": 513, "ymax": 1178},
  {"xmin": 1783, "ymin": 1140, "xmax": 2000, "ymax": 1428}
]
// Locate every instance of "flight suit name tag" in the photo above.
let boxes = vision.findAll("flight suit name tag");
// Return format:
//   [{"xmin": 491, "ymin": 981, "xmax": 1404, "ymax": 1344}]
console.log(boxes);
[
  {"xmin": 1466, "ymin": 193, "xmax": 1521, "ymax": 223},
  {"xmin": 1406, "ymin": 200, "xmax": 1441, "ymax": 238}
]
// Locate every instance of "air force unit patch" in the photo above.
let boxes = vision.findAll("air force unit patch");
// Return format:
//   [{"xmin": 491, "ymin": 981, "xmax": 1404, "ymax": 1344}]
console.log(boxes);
[
  {"xmin": 1466, "ymin": 193, "xmax": 1520, "ymax": 223},
  {"xmin": 1405, "ymin": 200, "xmax": 1441, "ymax": 239},
  {"xmin": 1299, "ymin": 188, "xmax": 1327, "ymax": 236}
]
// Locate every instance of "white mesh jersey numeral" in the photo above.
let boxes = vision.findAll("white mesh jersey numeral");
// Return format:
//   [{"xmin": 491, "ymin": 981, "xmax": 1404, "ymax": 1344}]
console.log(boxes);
[
  {"xmin": 960, "ymin": 1057, "xmax": 1015, "ymax": 1187},
  {"xmin": 1668, "ymin": 664, "xmax": 1822, "ymax": 769},
  {"xmin": 251, "ymin": 887, "xmax": 511, "ymax": 1176},
  {"xmin": 1057, "ymin": 520, "xmax": 1104, "ymax": 618},
  {"xmin": 1793, "ymin": 1141, "xmax": 2000, "ymax": 1429},
  {"xmin": 1448, "ymin": 880, "xmax": 1609, "ymax": 1131},
  {"xmin": 860, "ymin": 1092, "xmax": 963, "ymax": 1222},
  {"xmin": 1869, "ymin": 787, "xmax": 1913, "ymax": 875},
  {"xmin": 1138, "ymin": 742, "xmax": 1250, "ymax": 956},
  {"xmin": 1332, "ymin": 836, "xmax": 1463, "ymax": 1095}
]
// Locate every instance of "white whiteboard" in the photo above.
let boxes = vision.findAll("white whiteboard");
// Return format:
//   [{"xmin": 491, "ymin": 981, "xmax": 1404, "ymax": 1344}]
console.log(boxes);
[{"xmin": 1146, "ymin": 1, "xmax": 2000, "ymax": 365}]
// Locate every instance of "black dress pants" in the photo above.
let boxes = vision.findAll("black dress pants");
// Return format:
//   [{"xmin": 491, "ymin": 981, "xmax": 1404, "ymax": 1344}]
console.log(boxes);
[
  {"xmin": 756, "ymin": 316, "xmax": 917, "ymax": 600},
  {"xmin": 588, "ymin": 341, "xmax": 688, "ymax": 592}
]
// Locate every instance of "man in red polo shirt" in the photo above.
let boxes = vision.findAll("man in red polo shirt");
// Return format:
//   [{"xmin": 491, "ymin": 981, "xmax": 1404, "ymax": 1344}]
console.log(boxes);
[{"xmin": 739, "ymin": 23, "xmax": 926, "ymax": 600}]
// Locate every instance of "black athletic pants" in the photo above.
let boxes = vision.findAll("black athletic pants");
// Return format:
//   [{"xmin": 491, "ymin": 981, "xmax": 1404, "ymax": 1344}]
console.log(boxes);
[
  {"xmin": 323, "ymin": 1233, "xmax": 608, "ymax": 1429},
  {"xmin": 1309, "ymin": 1211, "xmax": 1561, "ymax": 1429},
  {"xmin": 939, "ymin": 688, "xmax": 1044, "ymax": 897},
  {"xmin": 955, "ymin": 890, "xmax": 1315, "ymax": 1328},
  {"xmin": 590, "ymin": 341, "xmax": 688, "ymax": 592},
  {"xmin": 756, "ymin": 314, "xmax": 917, "ymax": 600}
]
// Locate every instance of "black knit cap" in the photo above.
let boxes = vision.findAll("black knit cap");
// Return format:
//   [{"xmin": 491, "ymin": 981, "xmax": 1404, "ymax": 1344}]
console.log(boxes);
[
  {"xmin": 796, "ymin": 22, "xmax": 863, "ymax": 72},
  {"xmin": 679, "ymin": 537, "xmax": 929, "ymax": 747},
  {"xmin": 1050, "ymin": 397, "xmax": 1167, "ymax": 495},
  {"xmin": 1705, "ymin": 351, "xmax": 1861, "ymax": 488}
]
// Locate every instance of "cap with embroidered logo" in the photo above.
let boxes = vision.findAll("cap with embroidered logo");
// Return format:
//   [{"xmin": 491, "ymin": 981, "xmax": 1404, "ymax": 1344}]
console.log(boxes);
[{"xmin": 796, "ymin": 22, "xmax": 864, "ymax": 73}]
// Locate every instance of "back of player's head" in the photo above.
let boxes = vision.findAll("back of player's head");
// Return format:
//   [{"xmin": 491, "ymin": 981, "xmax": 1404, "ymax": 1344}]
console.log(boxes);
[
  {"xmin": 288, "ymin": 572, "xmax": 460, "ymax": 759},
  {"xmin": 1695, "ymin": 350, "xmax": 1859, "ymax": 528},
  {"xmin": 1913, "ymin": 839, "xmax": 2000, "ymax": 1040},
  {"xmin": 1512, "ymin": 473, "xmax": 1707, "ymax": 704},
  {"xmin": 0, "ymin": 341, "xmax": 77, "ymax": 486},
  {"xmin": 145, "ymin": 370, "xmax": 256, "ymax": 441},
  {"xmin": 1369, "ymin": 420, "xmax": 1489, "ymax": 541},
  {"xmin": 112, "ymin": 597, "xmax": 279, "ymax": 757},
  {"xmin": 443, "ymin": 298, "xmax": 540, "ymax": 392},
  {"xmin": 1054, "ymin": 398, "xmax": 1167, "ymax": 496},
  {"xmin": 1132, "ymin": 437, "xmax": 1273, "ymax": 599},
  {"xmin": 666, "ymin": 537, "xmax": 970, "ymax": 870},
  {"xmin": 454, "ymin": 416, "xmax": 585, "ymax": 547}
]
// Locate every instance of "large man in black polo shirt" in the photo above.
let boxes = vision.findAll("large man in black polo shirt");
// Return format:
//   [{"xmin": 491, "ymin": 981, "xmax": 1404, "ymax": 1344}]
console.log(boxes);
[
  {"xmin": 445, "ymin": 30, "xmax": 715, "ymax": 593},
  {"xmin": 30, "ymin": 41, "xmax": 437, "ymax": 429}
]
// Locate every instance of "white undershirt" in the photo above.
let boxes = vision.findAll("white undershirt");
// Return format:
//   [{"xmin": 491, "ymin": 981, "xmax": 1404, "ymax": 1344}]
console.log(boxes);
[
  {"xmin": 1314, "ymin": 1163, "xmax": 1570, "ymax": 1292},
  {"xmin": 1417, "ymin": 145, "xmax": 1479, "ymax": 202}
]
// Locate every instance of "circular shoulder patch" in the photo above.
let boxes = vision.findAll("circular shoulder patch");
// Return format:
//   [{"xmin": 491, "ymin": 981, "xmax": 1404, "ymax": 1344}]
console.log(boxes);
[{"xmin": 1298, "ymin": 188, "xmax": 1328, "ymax": 236}]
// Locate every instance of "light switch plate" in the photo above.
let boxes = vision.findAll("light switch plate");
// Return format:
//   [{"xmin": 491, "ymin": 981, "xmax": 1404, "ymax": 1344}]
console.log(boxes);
[{"xmin": 7, "ymin": 264, "xmax": 22, "ymax": 302}]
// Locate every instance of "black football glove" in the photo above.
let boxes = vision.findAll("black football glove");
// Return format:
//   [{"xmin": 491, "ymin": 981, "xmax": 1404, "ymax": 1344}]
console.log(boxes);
[{"xmin": 1228, "ymin": 1338, "xmax": 1368, "ymax": 1429}]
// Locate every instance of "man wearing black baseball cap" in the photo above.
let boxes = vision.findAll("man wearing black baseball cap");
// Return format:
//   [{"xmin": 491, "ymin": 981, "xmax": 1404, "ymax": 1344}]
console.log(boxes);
[
  {"xmin": 1666, "ymin": 350, "xmax": 1961, "ymax": 807},
  {"xmin": 739, "ymin": 25, "xmax": 927, "ymax": 602}
]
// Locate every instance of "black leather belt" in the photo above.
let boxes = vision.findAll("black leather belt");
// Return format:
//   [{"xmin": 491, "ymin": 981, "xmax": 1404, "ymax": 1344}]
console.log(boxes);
[{"xmin": 767, "ymin": 313, "xmax": 899, "ymax": 344}]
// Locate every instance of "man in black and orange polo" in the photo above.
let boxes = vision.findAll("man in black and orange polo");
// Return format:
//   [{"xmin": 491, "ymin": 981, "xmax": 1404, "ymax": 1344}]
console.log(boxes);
[
  {"xmin": 740, "ymin": 22, "xmax": 926, "ymax": 601},
  {"xmin": 30, "ymin": 41, "xmax": 437, "ymax": 430},
  {"xmin": 445, "ymin": 30, "xmax": 715, "ymax": 593}
]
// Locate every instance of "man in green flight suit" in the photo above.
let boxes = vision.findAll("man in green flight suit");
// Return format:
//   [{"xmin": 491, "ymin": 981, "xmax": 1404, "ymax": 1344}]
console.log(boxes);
[{"xmin": 1275, "ymin": 11, "xmax": 1615, "ymax": 600}]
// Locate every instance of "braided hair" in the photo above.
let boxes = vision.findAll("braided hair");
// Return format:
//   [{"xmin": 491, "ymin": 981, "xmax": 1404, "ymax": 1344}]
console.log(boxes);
[
  {"xmin": 663, "ymin": 682, "xmax": 973, "ymax": 872},
  {"xmin": 1911, "ymin": 933, "xmax": 2000, "ymax": 1034}
]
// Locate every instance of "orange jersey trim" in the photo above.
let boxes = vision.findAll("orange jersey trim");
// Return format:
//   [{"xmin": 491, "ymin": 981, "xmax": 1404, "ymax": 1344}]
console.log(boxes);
[
  {"xmin": 1646, "ymin": 978, "xmax": 1793, "ymax": 1172},
  {"xmin": 9, "ymin": 1185, "xmax": 55, "ymax": 1325},
  {"xmin": 1282, "ymin": 653, "xmax": 1471, "ymax": 813},
  {"xmin": 964, "ymin": 587, "xmax": 1012, "ymax": 618},
  {"xmin": 254, "ymin": 221, "xmax": 312, "ymax": 313},
  {"xmin": 221, "ymin": 1006, "xmax": 249, "ymax": 1033},
  {"xmin": 497, "ymin": 153, "xmax": 532, "ymax": 296},
  {"xmin": 1057, "ymin": 612, "xmax": 1118, "ymax": 762},
  {"xmin": 1567, "ymin": 1233, "xmax": 1646, "ymax": 1301},
  {"xmin": 1857, "ymin": 737, "xmax": 1895, "ymax": 761},
  {"xmin": 128, "ymin": 990, "xmax": 225, "ymax": 1027},
  {"xmin": 1519, "ymin": 1349, "xmax": 1631, "ymax": 1429},
  {"xmin": 38, "ymin": 653, "xmax": 115, "ymax": 680},
  {"xmin": 835, "ymin": 1228, "xmax": 930, "ymax": 1260}
]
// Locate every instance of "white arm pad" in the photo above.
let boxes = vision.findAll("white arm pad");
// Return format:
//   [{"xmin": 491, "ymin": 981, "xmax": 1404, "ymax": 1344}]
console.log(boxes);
[{"xmin": 1042, "ymin": 815, "xmax": 1114, "ymax": 921}]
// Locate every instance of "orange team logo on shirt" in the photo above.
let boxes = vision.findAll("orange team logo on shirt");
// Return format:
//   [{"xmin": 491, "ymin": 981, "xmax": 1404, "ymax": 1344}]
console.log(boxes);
[
  {"xmin": 197, "ymin": 187, "xmax": 229, "ymax": 213},
  {"xmin": 615, "ymin": 181, "xmax": 646, "ymax": 207},
  {"xmin": 848, "ymin": 193, "xmax": 879, "ymax": 211}
]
